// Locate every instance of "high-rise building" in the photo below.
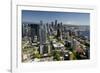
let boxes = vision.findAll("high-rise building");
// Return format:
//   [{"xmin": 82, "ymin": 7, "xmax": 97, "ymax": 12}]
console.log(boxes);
[
  {"xmin": 39, "ymin": 21, "xmax": 47, "ymax": 54},
  {"xmin": 27, "ymin": 24, "xmax": 40, "ymax": 43},
  {"xmin": 39, "ymin": 21, "xmax": 46, "ymax": 44},
  {"xmin": 56, "ymin": 23, "xmax": 63, "ymax": 40},
  {"xmin": 55, "ymin": 20, "xmax": 57, "ymax": 29}
]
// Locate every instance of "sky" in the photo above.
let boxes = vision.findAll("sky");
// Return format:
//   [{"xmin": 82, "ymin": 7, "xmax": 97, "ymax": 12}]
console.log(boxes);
[{"xmin": 22, "ymin": 10, "xmax": 90, "ymax": 25}]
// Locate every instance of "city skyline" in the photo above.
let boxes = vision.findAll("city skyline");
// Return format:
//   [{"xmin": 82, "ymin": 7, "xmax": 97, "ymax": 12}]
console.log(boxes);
[
  {"xmin": 22, "ymin": 10, "xmax": 90, "ymax": 25},
  {"xmin": 22, "ymin": 10, "xmax": 90, "ymax": 62}
]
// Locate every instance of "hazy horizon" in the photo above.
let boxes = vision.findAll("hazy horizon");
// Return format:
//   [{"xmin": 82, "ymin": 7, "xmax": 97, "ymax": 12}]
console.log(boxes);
[{"xmin": 22, "ymin": 10, "xmax": 90, "ymax": 25}]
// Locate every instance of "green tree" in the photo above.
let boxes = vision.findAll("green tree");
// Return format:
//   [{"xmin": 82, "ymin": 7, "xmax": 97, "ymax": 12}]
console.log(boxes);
[{"xmin": 53, "ymin": 50, "xmax": 61, "ymax": 61}]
